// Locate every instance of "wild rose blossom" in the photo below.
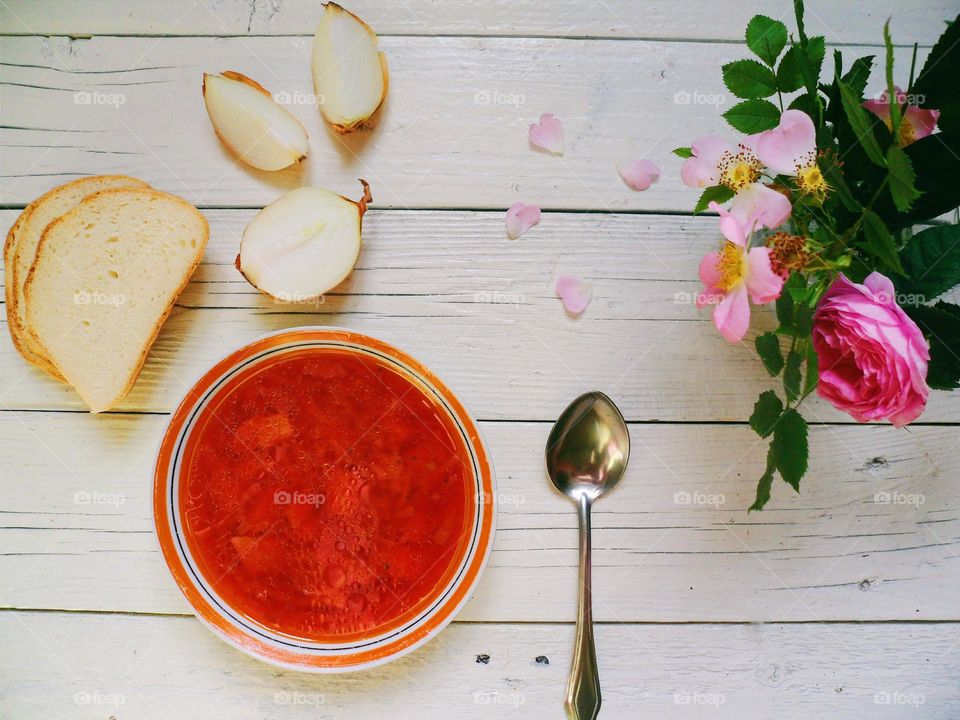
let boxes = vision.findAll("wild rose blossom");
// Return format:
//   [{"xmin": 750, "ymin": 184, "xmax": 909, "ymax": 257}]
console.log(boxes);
[
  {"xmin": 755, "ymin": 110, "xmax": 829, "ymax": 200},
  {"xmin": 681, "ymin": 135, "xmax": 791, "ymax": 229},
  {"xmin": 863, "ymin": 86, "xmax": 939, "ymax": 146},
  {"xmin": 812, "ymin": 272, "xmax": 929, "ymax": 427},
  {"xmin": 697, "ymin": 202, "xmax": 784, "ymax": 342}
]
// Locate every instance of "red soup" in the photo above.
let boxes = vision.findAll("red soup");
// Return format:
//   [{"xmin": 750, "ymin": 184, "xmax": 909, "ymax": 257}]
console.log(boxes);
[{"xmin": 180, "ymin": 348, "xmax": 473, "ymax": 641}]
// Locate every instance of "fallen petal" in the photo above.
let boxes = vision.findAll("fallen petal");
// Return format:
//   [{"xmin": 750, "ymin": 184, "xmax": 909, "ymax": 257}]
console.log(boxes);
[
  {"xmin": 555, "ymin": 275, "xmax": 592, "ymax": 314},
  {"xmin": 505, "ymin": 202, "xmax": 541, "ymax": 239},
  {"xmin": 529, "ymin": 113, "xmax": 564, "ymax": 155},
  {"xmin": 619, "ymin": 159, "xmax": 661, "ymax": 191}
]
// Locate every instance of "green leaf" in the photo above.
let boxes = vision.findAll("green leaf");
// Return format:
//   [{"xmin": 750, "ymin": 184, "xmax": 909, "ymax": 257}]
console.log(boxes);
[
  {"xmin": 776, "ymin": 273, "xmax": 802, "ymax": 328},
  {"xmin": 776, "ymin": 45, "xmax": 804, "ymax": 92},
  {"xmin": 755, "ymin": 332, "xmax": 784, "ymax": 376},
  {"xmin": 838, "ymin": 80, "xmax": 886, "ymax": 166},
  {"xmin": 886, "ymin": 144, "xmax": 922, "ymax": 212},
  {"xmin": 771, "ymin": 409, "xmax": 808, "ymax": 492},
  {"xmin": 879, "ymin": 131, "xmax": 960, "ymax": 227},
  {"xmin": 749, "ymin": 445, "xmax": 777, "ymax": 512},
  {"xmin": 722, "ymin": 59, "xmax": 779, "ymax": 99},
  {"xmin": 673, "ymin": 146, "xmax": 693, "ymax": 158},
  {"xmin": 883, "ymin": 20, "xmax": 902, "ymax": 138},
  {"xmin": 694, "ymin": 185, "xmax": 734, "ymax": 214},
  {"xmin": 746, "ymin": 15, "xmax": 788, "ymax": 66},
  {"xmin": 750, "ymin": 390, "xmax": 784, "ymax": 438},
  {"xmin": 804, "ymin": 344, "xmax": 819, "ymax": 395},
  {"xmin": 722, "ymin": 99, "xmax": 781, "ymax": 133},
  {"xmin": 783, "ymin": 350, "xmax": 803, "ymax": 403},
  {"xmin": 904, "ymin": 302, "xmax": 960, "ymax": 390},
  {"xmin": 897, "ymin": 224, "xmax": 960, "ymax": 300},
  {"xmin": 910, "ymin": 12, "xmax": 960, "ymax": 133},
  {"xmin": 860, "ymin": 209, "xmax": 906, "ymax": 274},
  {"xmin": 842, "ymin": 55, "xmax": 875, "ymax": 100}
]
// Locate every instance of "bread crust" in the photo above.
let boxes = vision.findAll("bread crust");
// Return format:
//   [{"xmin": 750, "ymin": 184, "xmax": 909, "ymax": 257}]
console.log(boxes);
[
  {"xmin": 6, "ymin": 175, "xmax": 150, "ymax": 380},
  {"xmin": 23, "ymin": 186, "xmax": 209, "ymax": 412}
]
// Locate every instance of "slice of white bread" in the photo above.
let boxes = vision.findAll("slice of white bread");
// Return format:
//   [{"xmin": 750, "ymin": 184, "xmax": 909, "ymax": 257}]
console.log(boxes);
[
  {"xmin": 24, "ymin": 188, "xmax": 209, "ymax": 412},
  {"xmin": 5, "ymin": 175, "xmax": 150, "ymax": 379}
]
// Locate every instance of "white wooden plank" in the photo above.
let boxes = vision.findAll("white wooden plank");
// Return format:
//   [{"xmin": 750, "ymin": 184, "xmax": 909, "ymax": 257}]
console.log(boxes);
[
  {"xmin": 2, "ymin": 411, "xmax": 957, "ymax": 621},
  {"xmin": 0, "ymin": 0, "xmax": 952, "ymax": 44},
  {"xmin": 0, "ymin": 36, "xmax": 926, "ymax": 209},
  {"xmin": 3, "ymin": 209, "xmax": 958, "ymax": 421},
  {"xmin": 2, "ymin": 611, "xmax": 957, "ymax": 719}
]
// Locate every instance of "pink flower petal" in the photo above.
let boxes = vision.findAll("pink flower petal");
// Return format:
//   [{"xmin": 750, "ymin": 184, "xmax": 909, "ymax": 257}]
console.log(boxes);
[
  {"xmin": 729, "ymin": 182, "xmax": 791, "ymax": 230},
  {"xmin": 505, "ymin": 202, "xmax": 541, "ymax": 239},
  {"xmin": 709, "ymin": 201, "xmax": 749, "ymax": 246},
  {"xmin": 744, "ymin": 247, "xmax": 784, "ymax": 304},
  {"xmin": 713, "ymin": 284, "xmax": 750, "ymax": 343},
  {"xmin": 755, "ymin": 109, "xmax": 816, "ymax": 176},
  {"xmin": 903, "ymin": 105, "xmax": 940, "ymax": 142},
  {"xmin": 619, "ymin": 159, "xmax": 660, "ymax": 191},
  {"xmin": 555, "ymin": 275, "xmax": 592, "ymax": 314},
  {"xmin": 529, "ymin": 113, "xmax": 564, "ymax": 155},
  {"xmin": 680, "ymin": 135, "xmax": 729, "ymax": 188}
]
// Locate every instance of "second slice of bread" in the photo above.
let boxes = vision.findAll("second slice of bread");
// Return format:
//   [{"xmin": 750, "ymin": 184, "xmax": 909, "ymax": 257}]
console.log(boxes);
[{"xmin": 24, "ymin": 188, "xmax": 209, "ymax": 412}]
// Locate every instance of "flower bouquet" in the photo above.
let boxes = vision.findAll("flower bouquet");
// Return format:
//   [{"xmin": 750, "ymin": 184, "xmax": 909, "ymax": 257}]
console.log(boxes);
[{"xmin": 676, "ymin": 2, "xmax": 960, "ymax": 509}]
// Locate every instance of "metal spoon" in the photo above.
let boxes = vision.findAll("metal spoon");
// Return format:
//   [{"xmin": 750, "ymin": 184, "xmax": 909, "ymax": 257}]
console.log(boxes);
[{"xmin": 545, "ymin": 392, "xmax": 630, "ymax": 720}]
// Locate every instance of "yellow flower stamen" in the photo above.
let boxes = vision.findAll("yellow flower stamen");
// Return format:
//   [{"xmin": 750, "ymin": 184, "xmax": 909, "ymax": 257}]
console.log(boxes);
[
  {"xmin": 795, "ymin": 152, "xmax": 828, "ymax": 201},
  {"xmin": 715, "ymin": 241, "xmax": 747, "ymax": 291},
  {"xmin": 718, "ymin": 144, "xmax": 763, "ymax": 192}
]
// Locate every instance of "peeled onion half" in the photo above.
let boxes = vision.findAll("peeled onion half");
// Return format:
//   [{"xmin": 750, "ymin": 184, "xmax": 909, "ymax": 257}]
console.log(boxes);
[
  {"xmin": 203, "ymin": 71, "xmax": 309, "ymax": 171},
  {"xmin": 237, "ymin": 181, "xmax": 372, "ymax": 302},
  {"xmin": 312, "ymin": 3, "xmax": 388, "ymax": 133}
]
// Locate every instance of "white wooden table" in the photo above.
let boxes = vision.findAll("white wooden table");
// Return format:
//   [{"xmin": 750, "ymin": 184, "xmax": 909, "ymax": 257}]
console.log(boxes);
[{"xmin": 1, "ymin": 1, "xmax": 958, "ymax": 717}]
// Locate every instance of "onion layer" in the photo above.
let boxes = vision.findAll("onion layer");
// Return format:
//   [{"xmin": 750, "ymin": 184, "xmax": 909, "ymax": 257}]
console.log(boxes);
[
  {"xmin": 311, "ymin": 3, "xmax": 388, "ymax": 133},
  {"xmin": 237, "ymin": 181, "xmax": 372, "ymax": 302},
  {"xmin": 203, "ymin": 71, "xmax": 309, "ymax": 171}
]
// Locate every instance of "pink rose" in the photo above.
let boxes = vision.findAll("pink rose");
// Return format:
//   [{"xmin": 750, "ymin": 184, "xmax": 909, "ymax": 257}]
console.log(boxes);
[{"xmin": 812, "ymin": 272, "xmax": 930, "ymax": 427}]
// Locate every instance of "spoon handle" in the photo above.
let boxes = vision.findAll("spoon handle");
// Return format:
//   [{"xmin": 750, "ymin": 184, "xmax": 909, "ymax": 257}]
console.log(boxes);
[{"xmin": 565, "ymin": 493, "xmax": 601, "ymax": 720}]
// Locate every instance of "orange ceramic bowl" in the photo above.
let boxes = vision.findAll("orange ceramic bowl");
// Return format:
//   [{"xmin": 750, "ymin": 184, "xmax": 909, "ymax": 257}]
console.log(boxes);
[{"xmin": 154, "ymin": 327, "xmax": 495, "ymax": 672}]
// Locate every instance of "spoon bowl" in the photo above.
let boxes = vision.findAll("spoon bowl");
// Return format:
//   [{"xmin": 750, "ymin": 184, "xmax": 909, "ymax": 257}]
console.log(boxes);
[{"xmin": 546, "ymin": 391, "xmax": 630, "ymax": 501}]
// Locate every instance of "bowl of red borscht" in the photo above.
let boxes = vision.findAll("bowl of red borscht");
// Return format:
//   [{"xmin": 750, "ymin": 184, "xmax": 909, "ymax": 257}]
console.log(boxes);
[{"xmin": 154, "ymin": 327, "xmax": 495, "ymax": 671}]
